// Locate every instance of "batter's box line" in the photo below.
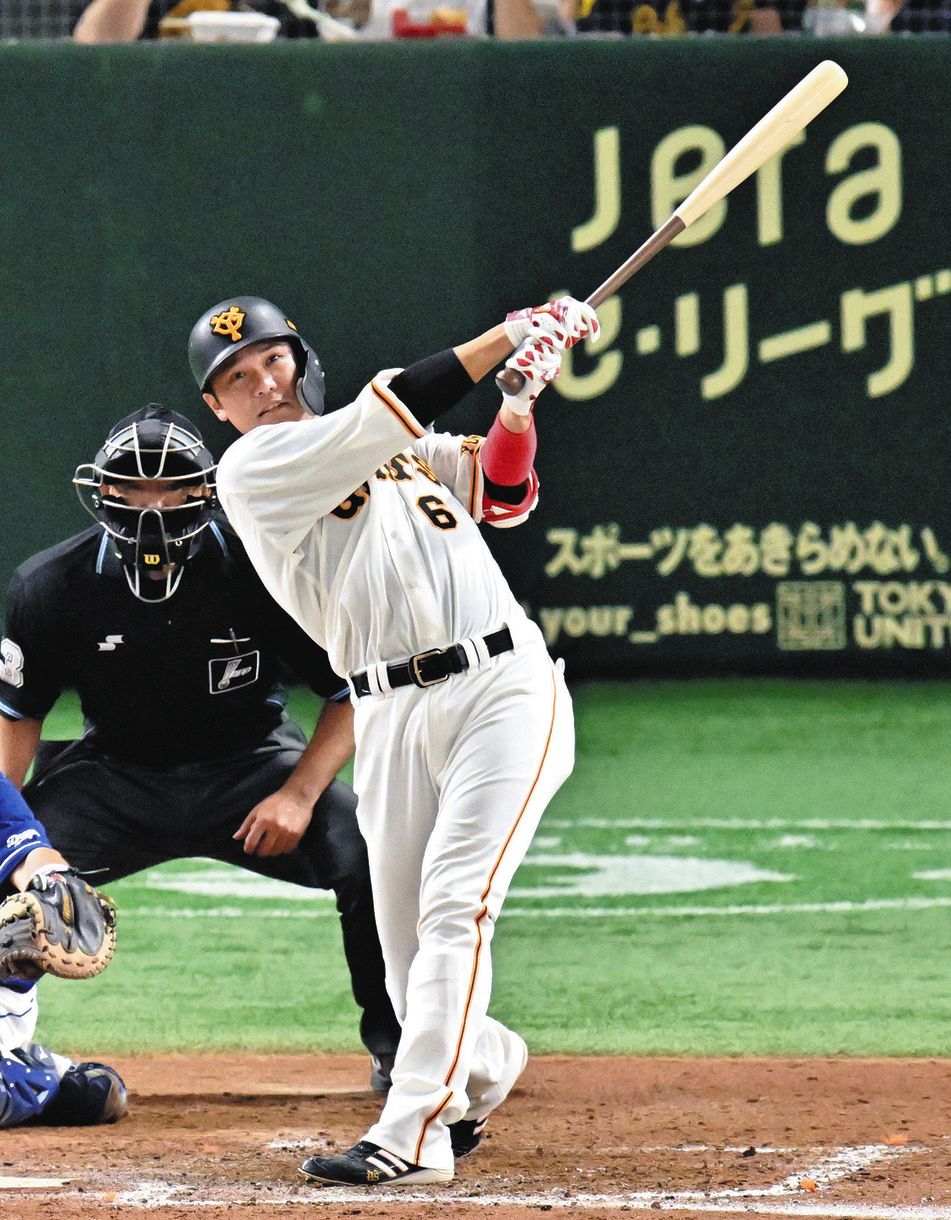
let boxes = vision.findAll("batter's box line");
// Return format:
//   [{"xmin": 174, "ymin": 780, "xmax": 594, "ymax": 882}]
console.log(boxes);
[
  {"xmin": 90, "ymin": 1190, "xmax": 951, "ymax": 1220},
  {"xmin": 94, "ymin": 1143, "xmax": 923, "ymax": 1214}
]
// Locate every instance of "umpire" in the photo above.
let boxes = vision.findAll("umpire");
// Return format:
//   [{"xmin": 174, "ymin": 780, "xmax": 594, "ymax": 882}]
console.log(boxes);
[{"xmin": 0, "ymin": 404, "xmax": 400, "ymax": 1090}]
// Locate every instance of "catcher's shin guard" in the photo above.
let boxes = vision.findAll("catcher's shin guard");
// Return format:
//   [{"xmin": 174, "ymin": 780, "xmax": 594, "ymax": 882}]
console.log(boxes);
[
  {"xmin": 36, "ymin": 1060, "xmax": 128, "ymax": 1125},
  {"xmin": 0, "ymin": 1047, "xmax": 61, "ymax": 1128}
]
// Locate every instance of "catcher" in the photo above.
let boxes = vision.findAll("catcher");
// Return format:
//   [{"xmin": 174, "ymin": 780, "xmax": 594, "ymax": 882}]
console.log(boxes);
[{"xmin": 0, "ymin": 772, "xmax": 126, "ymax": 1128}]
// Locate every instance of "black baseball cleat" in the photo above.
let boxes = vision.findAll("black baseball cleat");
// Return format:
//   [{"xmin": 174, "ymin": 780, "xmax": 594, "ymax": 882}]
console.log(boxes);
[
  {"xmin": 300, "ymin": 1140, "xmax": 453, "ymax": 1187},
  {"xmin": 449, "ymin": 1116, "xmax": 488, "ymax": 1158}
]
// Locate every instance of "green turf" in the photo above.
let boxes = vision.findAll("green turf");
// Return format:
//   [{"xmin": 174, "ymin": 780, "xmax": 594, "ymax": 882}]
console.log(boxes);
[{"xmin": 33, "ymin": 680, "xmax": 951, "ymax": 1058}]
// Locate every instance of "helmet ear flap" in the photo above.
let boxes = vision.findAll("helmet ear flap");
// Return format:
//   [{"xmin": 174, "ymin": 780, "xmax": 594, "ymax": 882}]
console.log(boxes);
[{"xmin": 296, "ymin": 346, "xmax": 326, "ymax": 416}]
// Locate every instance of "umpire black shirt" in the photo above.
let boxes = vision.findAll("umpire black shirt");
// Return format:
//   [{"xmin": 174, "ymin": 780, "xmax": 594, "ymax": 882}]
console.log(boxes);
[{"xmin": 0, "ymin": 518, "xmax": 346, "ymax": 766}]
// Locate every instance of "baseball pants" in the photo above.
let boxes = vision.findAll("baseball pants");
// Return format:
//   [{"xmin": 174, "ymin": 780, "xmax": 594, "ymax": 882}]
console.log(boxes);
[
  {"xmin": 0, "ymin": 986, "xmax": 38, "ymax": 1055},
  {"xmin": 353, "ymin": 640, "xmax": 575, "ymax": 1172}
]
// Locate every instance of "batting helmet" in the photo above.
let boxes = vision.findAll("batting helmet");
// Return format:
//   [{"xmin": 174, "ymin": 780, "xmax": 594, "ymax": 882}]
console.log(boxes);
[
  {"xmin": 73, "ymin": 404, "xmax": 218, "ymax": 603},
  {"xmin": 187, "ymin": 296, "xmax": 325, "ymax": 416}
]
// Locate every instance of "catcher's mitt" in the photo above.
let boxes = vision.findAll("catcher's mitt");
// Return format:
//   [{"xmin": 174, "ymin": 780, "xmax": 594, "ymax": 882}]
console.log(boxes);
[{"xmin": 0, "ymin": 869, "xmax": 117, "ymax": 981}]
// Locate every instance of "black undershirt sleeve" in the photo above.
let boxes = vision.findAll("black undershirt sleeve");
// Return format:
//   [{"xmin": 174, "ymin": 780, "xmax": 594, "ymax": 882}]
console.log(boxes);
[
  {"xmin": 389, "ymin": 349, "xmax": 528, "ymax": 505},
  {"xmin": 483, "ymin": 474, "xmax": 530, "ymax": 506},
  {"xmin": 388, "ymin": 349, "xmax": 475, "ymax": 428}
]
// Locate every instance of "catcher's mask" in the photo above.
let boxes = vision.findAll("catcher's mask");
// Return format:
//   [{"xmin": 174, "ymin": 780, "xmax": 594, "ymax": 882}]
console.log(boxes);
[
  {"xmin": 73, "ymin": 404, "xmax": 218, "ymax": 603},
  {"xmin": 187, "ymin": 295, "xmax": 325, "ymax": 416}
]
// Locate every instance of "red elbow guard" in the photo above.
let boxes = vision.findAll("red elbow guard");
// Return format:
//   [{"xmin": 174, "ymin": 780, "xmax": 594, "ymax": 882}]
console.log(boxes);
[{"xmin": 481, "ymin": 413, "xmax": 537, "ymax": 486}]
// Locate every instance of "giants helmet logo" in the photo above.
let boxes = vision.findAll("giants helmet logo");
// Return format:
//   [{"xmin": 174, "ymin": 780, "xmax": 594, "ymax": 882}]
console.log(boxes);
[{"xmin": 209, "ymin": 306, "xmax": 246, "ymax": 342}]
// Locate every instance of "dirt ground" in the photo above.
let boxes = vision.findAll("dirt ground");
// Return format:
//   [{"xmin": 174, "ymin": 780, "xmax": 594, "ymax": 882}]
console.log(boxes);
[{"xmin": 1, "ymin": 1054, "xmax": 949, "ymax": 1219}]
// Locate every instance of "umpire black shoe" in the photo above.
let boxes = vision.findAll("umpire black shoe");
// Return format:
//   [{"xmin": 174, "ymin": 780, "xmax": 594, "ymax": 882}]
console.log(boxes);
[
  {"xmin": 369, "ymin": 1053, "xmax": 394, "ymax": 1095},
  {"xmin": 449, "ymin": 1116, "xmax": 488, "ymax": 1158},
  {"xmin": 300, "ymin": 1140, "xmax": 453, "ymax": 1187}
]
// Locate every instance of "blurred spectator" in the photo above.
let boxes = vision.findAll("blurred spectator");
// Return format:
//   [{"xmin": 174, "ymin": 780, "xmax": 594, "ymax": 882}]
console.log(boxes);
[
  {"xmin": 548, "ymin": 0, "xmax": 951, "ymax": 30},
  {"xmin": 550, "ymin": 0, "xmax": 790, "ymax": 35},
  {"xmin": 72, "ymin": 0, "xmax": 494, "ymax": 39},
  {"xmin": 890, "ymin": 0, "xmax": 951, "ymax": 29},
  {"xmin": 73, "ymin": 0, "xmax": 321, "ymax": 41},
  {"xmin": 800, "ymin": 0, "xmax": 901, "ymax": 31},
  {"xmin": 0, "ymin": 0, "xmax": 944, "ymax": 39},
  {"xmin": 492, "ymin": 0, "xmax": 564, "ymax": 32}
]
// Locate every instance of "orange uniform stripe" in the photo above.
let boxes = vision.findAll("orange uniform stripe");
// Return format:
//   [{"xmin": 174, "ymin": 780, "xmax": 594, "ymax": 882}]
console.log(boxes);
[
  {"xmin": 414, "ymin": 1090, "xmax": 454, "ymax": 1165},
  {"xmin": 414, "ymin": 665, "xmax": 560, "ymax": 1161},
  {"xmin": 372, "ymin": 379, "xmax": 425, "ymax": 438},
  {"xmin": 465, "ymin": 436, "xmax": 484, "ymax": 520}
]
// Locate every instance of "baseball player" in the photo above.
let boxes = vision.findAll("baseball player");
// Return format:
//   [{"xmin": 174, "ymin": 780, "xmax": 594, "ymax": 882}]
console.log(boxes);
[
  {"xmin": 0, "ymin": 405, "xmax": 400, "ymax": 1091},
  {"xmin": 187, "ymin": 294, "xmax": 598, "ymax": 1185},
  {"xmin": 0, "ymin": 773, "xmax": 127, "ymax": 1127}
]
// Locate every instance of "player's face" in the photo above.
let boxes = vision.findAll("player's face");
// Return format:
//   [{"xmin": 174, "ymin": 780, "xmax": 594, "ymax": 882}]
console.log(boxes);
[
  {"xmin": 101, "ymin": 479, "xmax": 212, "ymax": 582},
  {"xmin": 102, "ymin": 480, "xmax": 210, "ymax": 509},
  {"xmin": 203, "ymin": 340, "xmax": 308, "ymax": 434}
]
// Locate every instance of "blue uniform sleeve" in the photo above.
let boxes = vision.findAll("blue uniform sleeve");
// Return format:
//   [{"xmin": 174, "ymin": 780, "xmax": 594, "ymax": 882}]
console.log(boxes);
[{"xmin": 0, "ymin": 775, "xmax": 52, "ymax": 890}]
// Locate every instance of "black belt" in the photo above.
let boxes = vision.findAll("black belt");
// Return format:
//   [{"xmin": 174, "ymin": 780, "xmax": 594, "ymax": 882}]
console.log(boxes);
[{"xmin": 351, "ymin": 627, "xmax": 514, "ymax": 698}]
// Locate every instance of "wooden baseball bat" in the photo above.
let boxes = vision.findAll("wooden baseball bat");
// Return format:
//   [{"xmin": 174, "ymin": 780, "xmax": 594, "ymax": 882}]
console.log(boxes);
[{"xmin": 496, "ymin": 59, "xmax": 849, "ymax": 395}]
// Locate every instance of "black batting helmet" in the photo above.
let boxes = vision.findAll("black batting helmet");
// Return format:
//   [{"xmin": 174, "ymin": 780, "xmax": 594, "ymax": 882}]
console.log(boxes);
[
  {"xmin": 187, "ymin": 296, "xmax": 325, "ymax": 416},
  {"xmin": 73, "ymin": 404, "xmax": 218, "ymax": 603}
]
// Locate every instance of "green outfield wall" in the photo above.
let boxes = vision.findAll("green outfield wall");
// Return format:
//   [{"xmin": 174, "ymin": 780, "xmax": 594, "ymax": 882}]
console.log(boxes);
[{"xmin": 0, "ymin": 37, "xmax": 947, "ymax": 677}]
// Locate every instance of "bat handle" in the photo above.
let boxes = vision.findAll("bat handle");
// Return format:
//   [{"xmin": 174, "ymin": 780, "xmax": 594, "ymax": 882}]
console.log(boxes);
[
  {"xmin": 495, "ymin": 365, "xmax": 526, "ymax": 395},
  {"xmin": 494, "ymin": 215, "xmax": 686, "ymax": 396}
]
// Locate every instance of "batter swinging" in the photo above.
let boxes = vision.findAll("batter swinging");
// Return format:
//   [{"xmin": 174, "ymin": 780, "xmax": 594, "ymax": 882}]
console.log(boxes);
[{"xmin": 187, "ymin": 295, "xmax": 599, "ymax": 1186}]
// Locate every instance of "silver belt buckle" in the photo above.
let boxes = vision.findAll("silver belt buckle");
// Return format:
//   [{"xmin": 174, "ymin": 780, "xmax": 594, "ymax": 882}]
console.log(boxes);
[{"xmin": 410, "ymin": 648, "xmax": 449, "ymax": 688}]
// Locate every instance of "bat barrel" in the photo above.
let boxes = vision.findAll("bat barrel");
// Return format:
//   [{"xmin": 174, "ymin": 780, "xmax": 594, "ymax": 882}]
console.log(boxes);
[
  {"xmin": 674, "ymin": 59, "xmax": 848, "ymax": 228},
  {"xmin": 495, "ymin": 59, "xmax": 848, "ymax": 398}
]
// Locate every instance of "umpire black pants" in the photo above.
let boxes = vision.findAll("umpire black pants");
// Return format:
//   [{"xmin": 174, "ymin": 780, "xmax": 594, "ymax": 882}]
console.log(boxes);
[{"xmin": 24, "ymin": 721, "xmax": 400, "ymax": 1059}]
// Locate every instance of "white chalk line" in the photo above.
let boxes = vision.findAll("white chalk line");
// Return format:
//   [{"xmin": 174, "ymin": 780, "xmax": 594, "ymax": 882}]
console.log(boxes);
[
  {"xmin": 0, "ymin": 1176, "xmax": 70, "ymax": 1189},
  {"xmin": 272, "ymin": 1140, "xmax": 800, "ymax": 1154},
  {"xmin": 505, "ymin": 897, "xmax": 951, "ymax": 919},
  {"xmin": 545, "ymin": 818, "xmax": 951, "ymax": 832},
  {"xmin": 772, "ymin": 1143, "xmax": 912, "ymax": 1195},
  {"xmin": 95, "ymin": 1188, "xmax": 951, "ymax": 1219},
  {"xmin": 94, "ymin": 1143, "xmax": 928, "ymax": 1214},
  {"xmin": 268, "ymin": 1136, "xmax": 331, "ymax": 1150},
  {"xmin": 117, "ymin": 895, "xmax": 951, "ymax": 921},
  {"xmin": 95, "ymin": 1192, "xmax": 950, "ymax": 1219}
]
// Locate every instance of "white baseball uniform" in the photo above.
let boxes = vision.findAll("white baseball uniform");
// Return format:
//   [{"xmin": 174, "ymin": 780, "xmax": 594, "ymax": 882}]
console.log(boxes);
[
  {"xmin": 217, "ymin": 370, "xmax": 574, "ymax": 1173},
  {"xmin": 0, "ymin": 985, "xmax": 38, "ymax": 1054}
]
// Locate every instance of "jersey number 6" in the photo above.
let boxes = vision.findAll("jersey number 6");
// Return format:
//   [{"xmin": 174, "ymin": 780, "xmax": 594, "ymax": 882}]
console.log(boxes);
[{"xmin": 417, "ymin": 495, "xmax": 457, "ymax": 531}]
